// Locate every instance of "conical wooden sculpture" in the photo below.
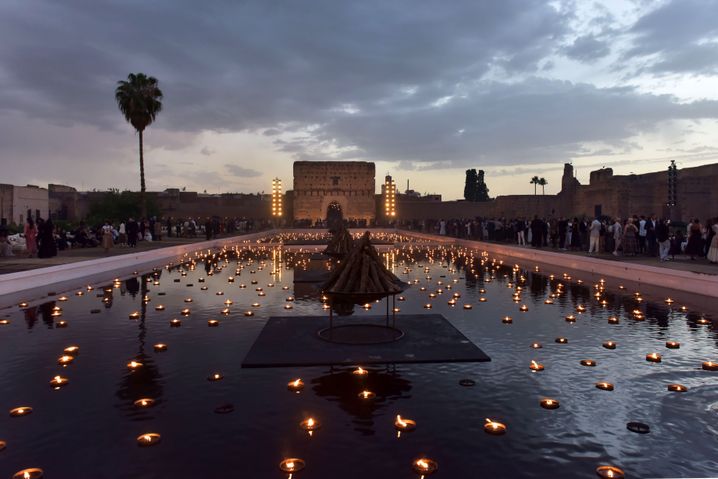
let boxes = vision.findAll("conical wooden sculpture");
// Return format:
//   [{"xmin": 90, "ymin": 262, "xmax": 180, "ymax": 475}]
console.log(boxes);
[
  {"xmin": 322, "ymin": 231, "xmax": 406, "ymax": 300},
  {"xmin": 323, "ymin": 223, "xmax": 354, "ymax": 258}
]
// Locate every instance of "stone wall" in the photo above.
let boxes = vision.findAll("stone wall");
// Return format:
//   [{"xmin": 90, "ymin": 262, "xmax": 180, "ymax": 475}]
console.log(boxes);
[
  {"xmin": 292, "ymin": 161, "xmax": 375, "ymax": 221},
  {"xmin": 0, "ymin": 184, "xmax": 49, "ymax": 225}
]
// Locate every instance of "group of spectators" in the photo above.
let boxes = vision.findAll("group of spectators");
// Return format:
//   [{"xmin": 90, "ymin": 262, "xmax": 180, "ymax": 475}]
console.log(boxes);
[
  {"xmin": 1, "ymin": 215, "xmax": 269, "ymax": 258},
  {"xmin": 399, "ymin": 215, "xmax": 718, "ymax": 264}
]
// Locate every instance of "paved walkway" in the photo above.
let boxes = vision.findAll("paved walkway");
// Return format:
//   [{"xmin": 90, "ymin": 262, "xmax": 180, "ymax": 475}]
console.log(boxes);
[
  {"xmin": 501, "ymin": 243, "xmax": 718, "ymax": 276},
  {"xmin": 0, "ymin": 236, "xmax": 211, "ymax": 274}
]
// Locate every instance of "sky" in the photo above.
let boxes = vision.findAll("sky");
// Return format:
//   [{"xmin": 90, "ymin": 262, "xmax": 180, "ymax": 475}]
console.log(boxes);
[{"xmin": 1, "ymin": 0, "xmax": 717, "ymax": 199}]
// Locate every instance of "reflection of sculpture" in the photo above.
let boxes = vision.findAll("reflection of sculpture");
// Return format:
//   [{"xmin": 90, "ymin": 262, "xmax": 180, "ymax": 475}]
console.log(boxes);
[{"xmin": 311, "ymin": 367, "xmax": 412, "ymax": 436}]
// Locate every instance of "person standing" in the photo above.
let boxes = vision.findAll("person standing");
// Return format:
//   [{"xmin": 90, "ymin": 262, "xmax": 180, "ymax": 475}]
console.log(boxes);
[
  {"xmin": 623, "ymin": 218, "xmax": 638, "ymax": 256},
  {"xmin": 37, "ymin": 218, "xmax": 57, "ymax": 258},
  {"xmin": 656, "ymin": 219, "xmax": 670, "ymax": 261},
  {"xmin": 638, "ymin": 216, "xmax": 647, "ymax": 254},
  {"xmin": 24, "ymin": 217, "xmax": 38, "ymax": 257},
  {"xmin": 684, "ymin": 218, "xmax": 704, "ymax": 260},
  {"xmin": 118, "ymin": 221, "xmax": 127, "ymax": 246},
  {"xmin": 612, "ymin": 218, "xmax": 622, "ymax": 256},
  {"xmin": 707, "ymin": 221, "xmax": 718, "ymax": 264},
  {"xmin": 588, "ymin": 217, "xmax": 601, "ymax": 254},
  {"xmin": 127, "ymin": 218, "xmax": 138, "ymax": 248},
  {"xmin": 101, "ymin": 220, "xmax": 113, "ymax": 254}
]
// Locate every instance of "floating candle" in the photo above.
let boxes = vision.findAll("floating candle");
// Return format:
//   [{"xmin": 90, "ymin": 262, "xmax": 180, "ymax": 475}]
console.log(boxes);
[
  {"xmin": 9, "ymin": 406, "xmax": 32, "ymax": 417},
  {"xmin": 667, "ymin": 383, "xmax": 688, "ymax": 392},
  {"xmin": 544, "ymin": 298, "xmax": 554, "ymax": 304},
  {"xmin": 18, "ymin": 302, "xmax": 29, "ymax": 308},
  {"xmin": 394, "ymin": 414, "xmax": 417, "ymax": 434},
  {"xmin": 696, "ymin": 317, "xmax": 711, "ymax": 325},
  {"xmin": 300, "ymin": 417, "xmax": 320, "ymax": 435},
  {"xmin": 279, "ymin": 458, "xmax": 305, "ymax": 474},
  {"xmin": 0, "ymin": 319, "xmax": 10, "ymax": 325},
  {"xmin": 153, "ymin": 343, "xmax": 167, "ymax": 352},
  {"xmin": 284, "ymin": 304, "xmax": 293, "ymax": 310},
  {"xmin": 555, "ymin": 337, "xmax": 568, "ymax": 344},
  {"xmin": 134, "ymin": 398, "xmax": 156, "ymax": 408},
  {"xmin": 0, "ymin": 439, "xmax": 5, "ymax": 451},
  {"xmin": 12, "ymin": 468, "xmax": 44, "ymax": 479},
  {"xmin": 540, "ymin": 398, "xmax": 560, "ymax": 409},
  {"xmin": 287, "ymin": 378, "xmax": 304, "ymax": 392},
  {"xmin": 608, "ymin": 316, "xmax": 619, "ymax": 324},
  {"xmin": 49, "ymin": 375, "xmax": 69, "ymax": 389},
  {"xmin": 127, "ymin": 360, "xmax": 143, "ymax": 370},
  {"xmin": 352, "ymin": 367, "xmax": 368, "ymax": 376},
  {"xmin": 358, "ymin": 390, "xmax": 376, "ymax": 400},
  {"xmin": 595, "ymin": 465, "xmax": 625, "ymax": 479},
  {"xmin": 484, "ymin": 418, "xmax": 507, "ymax": 435},
  {"xmin": 170, "ymin": 319, "xmax": 181, "ymax": 327},
  {"xmin": 128, "ymin": 311, "xmax": 140, "ymax": 320},
  {"xmin": 154, "ymin": 305, "xmax": 165, "ymax": 311},
  {"xmin": 664, "ymin": 297, "xmax": 674, "ymax": 305},
  {"xmin": 530, "ymin": 342, "xmax": 542, "ymax": 349},
  {"xmin": 136, "ymin": 432, "xmax": 161, "ymax": 447},
  {"xmin": 530, "ymin": 360, "xmax": 544, "ymax": 372},
  {"xmin": 208, "ymin": 372, "xmax": 224, "ymax": 381},
  {"xmin": 565, "ymin": 314, "xmax": 576, "ymax": 322},
  {"xmin": 595, "ymin": 382, "xmax": 614, "ymax": 391},
  {"xmin": 412, "ymin": 457, "xmax": 438, "ymax": 476},
  {"xmin": 55, "ymin": 320, "xmax": 68, "ymax": 328},
  {"xmin": 602, "ymin": 341, "xmax": 617, "ymax": 350},
  {"xmin": 502, "ymin": 316, "xmax": 513, "ymax": 324},
  {"xmin": 479, "ymin": 297, "xmax": 487, "ymax": 302},
  {"xmin": 58, "ymin": 354, "xmax": 74, "ymax": 365},
  {"xmin": 580, "ymin": 359, "xmax": 597, "ymax": 367},
  {"xmin": 576, "ymin": 305, "xmax": 586, "ymax": 313},
  {"xmin": 251, "ymin": 302, "xmax": 261, "ymax": 308},
  {"xmin": 702, "ymin": 361, "xmax": 718, "ymax": 371},
  {"xmin": 181, "ymin": 308, "xmax": 191, "ymax": 316},
  {"xmin": 244, "ymin": 311, "xmax": 254, "ymax": 316},
  {"xmin": 423, "ymin": 303, "xmax": 432, "ymax": 309},
  {"xmin": 646, "ymin": 353, "xmax": 662, "ymax": 363}
]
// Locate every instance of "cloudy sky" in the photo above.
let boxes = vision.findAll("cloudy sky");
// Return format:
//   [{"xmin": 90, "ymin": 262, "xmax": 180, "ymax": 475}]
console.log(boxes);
[{"xmin": 1, "ymin": 0, "xmax": 717, "ymax": 199}]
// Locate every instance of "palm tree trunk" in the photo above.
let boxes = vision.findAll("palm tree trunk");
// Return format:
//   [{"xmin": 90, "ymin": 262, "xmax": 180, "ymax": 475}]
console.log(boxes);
[
  {"xmin": 138, "ymin": 129, "xmax": 147, "ymax": 217},
  {"xmin": 534, "ymin": 183, "xmax": 537, "ymax": 195}
]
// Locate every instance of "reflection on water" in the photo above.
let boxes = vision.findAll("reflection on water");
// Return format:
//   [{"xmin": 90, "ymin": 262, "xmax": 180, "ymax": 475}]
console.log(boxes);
[
  {"xmin": 0, "ymin": 243, "xmax": 716, "ymax": 478},
  {"xmin": 311, "ymin": 366, "xmax": 412, "ymax": 435}
]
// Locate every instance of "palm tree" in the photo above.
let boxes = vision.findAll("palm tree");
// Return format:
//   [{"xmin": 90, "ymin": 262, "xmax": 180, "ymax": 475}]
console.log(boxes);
[
  {"xmin": 530, "ymin": 176, "xmax": 540, "ymax": 195},
  {"xmin": 115, "ymin": 73, "xmax": 163, "ymax": 216},
  {"xmin": 538, "ymin": 177, "xmax": 547, "ymax": 195}
]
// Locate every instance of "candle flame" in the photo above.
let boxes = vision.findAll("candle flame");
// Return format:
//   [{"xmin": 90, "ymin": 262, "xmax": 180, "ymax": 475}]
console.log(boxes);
[
  {"xmin": 292, "ymin": 379, "xmax": 301, "ymax": 387},
  {"xmin": 24, "ymin": 473, "xmax": 30, "ymax": 479},
  {"xmin": 396, "ymin": 415, "xmax": 407, "ymax": 427},
  {"xmin": 416, "ymin": 459, "xmax": 429, "ymax": 470},
  {"xmin": 607, "ymin": 470, "xmax": 614, "ymax": 478},
  {"xmin": 286, "ymin": 461, "xmax": 294, "ymax": 469},
  {"xmin": 307, "ymin": 418, "xmax": 314, "ymax": 427},
  {"xmin": 143, "ymin": 434, "xmax": 151, "ymax": 442}
]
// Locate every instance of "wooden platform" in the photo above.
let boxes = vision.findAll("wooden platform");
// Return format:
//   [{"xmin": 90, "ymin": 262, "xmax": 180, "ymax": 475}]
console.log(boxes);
[{"xmin": 241, "ymin": 314, "xmax": 490, "ymax": 368}]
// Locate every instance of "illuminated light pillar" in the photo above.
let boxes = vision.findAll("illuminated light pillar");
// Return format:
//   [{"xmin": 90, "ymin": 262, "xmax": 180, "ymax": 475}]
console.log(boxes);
[
  {"xmin": 271, "ymin": 178, "xmax": 283, "ymax": 218},
  {"xmin": 384, "ymin": 174, "xmax": 396, "ymax": 220}
]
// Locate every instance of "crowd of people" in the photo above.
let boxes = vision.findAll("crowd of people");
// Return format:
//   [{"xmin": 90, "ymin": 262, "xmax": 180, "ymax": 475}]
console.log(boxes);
[
  {"xmin": 0, "ymin": 216, "xmax": 270, "ymax": 257},
  {"xmin": 399, "ymin": 216, "xmax": 718, "ymax": 264}
]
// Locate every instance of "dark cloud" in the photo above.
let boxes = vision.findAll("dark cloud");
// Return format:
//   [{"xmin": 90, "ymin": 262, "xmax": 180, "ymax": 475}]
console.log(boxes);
[
  {"xmin": 626, "ymin": 0, "xmax": 718, "ymax": 74},
  {"xmin": 225, "ymin": 164, "xmax": 262, "ymax": 178},
  {"xmin": 562, "ymin": 35, "xmax": 611, "ymax": 62},
  {"xmin": 0, "ymin": 0, "xmax": 717, "ymax": 195}
]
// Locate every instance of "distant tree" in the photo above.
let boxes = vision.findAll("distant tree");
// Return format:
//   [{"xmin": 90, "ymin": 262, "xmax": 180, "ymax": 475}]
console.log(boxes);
[
  {"xmin": 464, "ymin": 169, "xmax": 478, "ymax": 201},
  {"xmin": 538, "ymin": 177, "xmax": 547, "ymax": 195},
  {"xmin": 115, "ymin": 73, "xmax": 163, "ymax": 217},
  {"xmin": 530, "ymin": 176, "xmax": 540, "ymax": 195},
  {"xmin": 476, "ymin": 169, "xmax": 490, "ymax": 201}
]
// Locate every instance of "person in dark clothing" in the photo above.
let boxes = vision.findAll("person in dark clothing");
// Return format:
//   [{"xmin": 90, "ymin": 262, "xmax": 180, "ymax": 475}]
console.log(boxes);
[
  {"xmin": 37, "ymin": 218, "xmax": 58, "ymax": 258},
  {"xmin": 127, "ymin": 218, "xmax": 139, "ymax": 247},
  {"xmin": 205, "ymin": 218, "xmax": 212, "ymax": 240},
  {"xmin": 530, "ymin": 216, "xmax": 542, "ymax": 247}
]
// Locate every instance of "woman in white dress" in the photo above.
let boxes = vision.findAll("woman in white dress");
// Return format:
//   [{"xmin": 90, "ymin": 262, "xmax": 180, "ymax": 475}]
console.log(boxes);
[{"xmin": 707, "ymin": 223, "xmax": 718, "ymax": 263}]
